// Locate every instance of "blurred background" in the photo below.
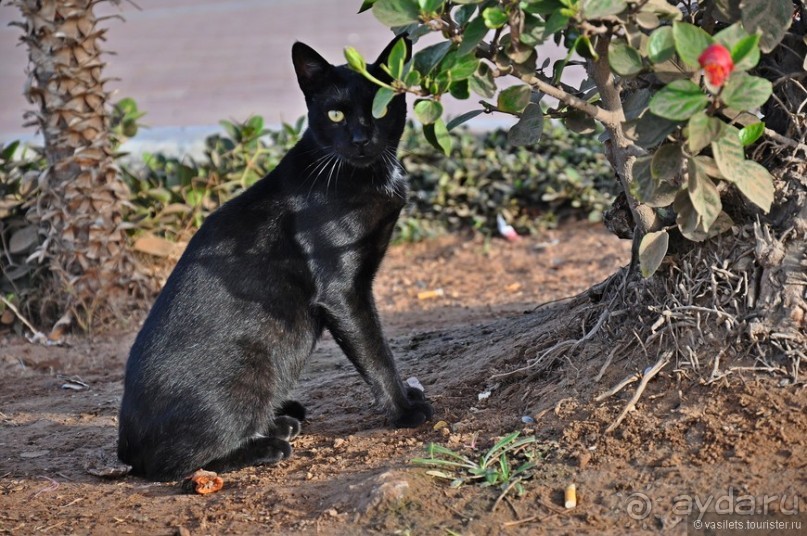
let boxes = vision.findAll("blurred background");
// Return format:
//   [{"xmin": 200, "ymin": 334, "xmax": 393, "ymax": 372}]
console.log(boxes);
[
  {"xmin": 0, "ymin": 0, "xmax": 579, "ymax": 153},
  {"xmin": 0, "ymin": 0, "xmax": 394, "ymax": 151}
]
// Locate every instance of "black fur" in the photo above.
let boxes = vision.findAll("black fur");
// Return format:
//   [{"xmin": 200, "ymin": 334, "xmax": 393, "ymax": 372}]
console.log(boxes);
[{"xmin": 118, "ymin": 37, "xmax": 433, "ymax": 481}]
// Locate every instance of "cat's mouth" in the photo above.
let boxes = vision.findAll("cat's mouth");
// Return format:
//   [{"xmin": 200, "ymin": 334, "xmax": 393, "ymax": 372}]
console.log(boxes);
[{"xmin": 345, "ymin": 153, "xmax": 379, "ymax": 168}]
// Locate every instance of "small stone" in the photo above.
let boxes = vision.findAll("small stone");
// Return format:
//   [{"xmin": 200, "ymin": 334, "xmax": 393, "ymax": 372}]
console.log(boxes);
[
  {"xmin": 20, "ymin": 450, "xmax": 49, "ymax": 459},
  {"xmin": 306, "ymin": 472, "xmax": 314, "ymax": 480},
  {"xmin": 577, "ymin": 451, "xmax": 592, "ymax": 469},
  {"xmin": 326, "ymin": 508, "xmax": 338, "ymax": 517},
  {"xmin": 354, "ymin": 471, "xmax": 411, "ymax": 514},
  {"xmin": 333, "ymin": 438, "xmax": 345, "ymax": 449}
]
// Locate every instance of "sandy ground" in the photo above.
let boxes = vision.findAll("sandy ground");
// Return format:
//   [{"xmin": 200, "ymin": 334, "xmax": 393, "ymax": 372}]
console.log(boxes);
[{"xmin": 1, "ymin": 223, "xmax": 805, "ymax": 535}]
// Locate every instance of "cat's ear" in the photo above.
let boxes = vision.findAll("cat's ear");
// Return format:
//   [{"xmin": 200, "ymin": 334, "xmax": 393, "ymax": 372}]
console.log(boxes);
[
  {"xmin": 370, "ymin": 36, "xmax": 413, "ymax": 82},
  {"xmin": 292, "ymin": 42, "xmax": 332, "ymax": 91}
]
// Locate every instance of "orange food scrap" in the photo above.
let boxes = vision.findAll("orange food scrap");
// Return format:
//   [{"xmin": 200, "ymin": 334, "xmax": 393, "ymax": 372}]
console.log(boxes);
[{"xmin": 182, "ymin": 469, "xmax": 224, "ymax": 495}]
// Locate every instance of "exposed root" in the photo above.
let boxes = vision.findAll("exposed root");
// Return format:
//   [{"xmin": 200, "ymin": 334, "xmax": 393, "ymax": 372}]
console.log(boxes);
[{"xmin": 605, "ymin": 352, "xmax": 669, "ymax": 433}]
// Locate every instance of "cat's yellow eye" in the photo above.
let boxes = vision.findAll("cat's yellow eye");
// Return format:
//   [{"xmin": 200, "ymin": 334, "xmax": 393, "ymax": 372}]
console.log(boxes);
[{"xmin": 327, "ymin": 110, "xmax": 345, "ymax": 123}]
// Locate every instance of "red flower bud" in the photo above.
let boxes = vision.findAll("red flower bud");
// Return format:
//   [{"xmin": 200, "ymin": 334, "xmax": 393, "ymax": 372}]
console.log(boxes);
[{"xmin": 698, "ymin": 43, "xmax": 734, "ymax": 88}]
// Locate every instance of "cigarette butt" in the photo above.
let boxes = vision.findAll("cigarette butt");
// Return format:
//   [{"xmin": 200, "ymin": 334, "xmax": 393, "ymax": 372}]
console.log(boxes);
[
  {"xmin": 565, "ymin": 483, "xmax": 577, "ymax": 509},
  {"xmin": 417, "ymin": 288, "xmax": 445, "ymax": 300}
]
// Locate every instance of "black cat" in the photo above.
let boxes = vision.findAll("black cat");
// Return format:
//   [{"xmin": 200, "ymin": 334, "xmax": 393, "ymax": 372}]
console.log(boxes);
[{"xmin": 118, "ymin": 37, "xmax": 433, "ymax": 481}]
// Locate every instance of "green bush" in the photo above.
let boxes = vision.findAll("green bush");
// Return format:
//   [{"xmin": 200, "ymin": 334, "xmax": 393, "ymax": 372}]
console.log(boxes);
[
  {"xmin": 399, "ymin": 118, "xmax": 615, "ymax": 241},
  {"xmin": 121, "ymin": 114, "xmax": 615, "ymax": 243},
  {"xmin": 0, "ymin": 141, "xmax": 47, "ymax": 315},
  {"xmin": 121, "ymin": 116, "xmax": 303, "ymax": 239}
]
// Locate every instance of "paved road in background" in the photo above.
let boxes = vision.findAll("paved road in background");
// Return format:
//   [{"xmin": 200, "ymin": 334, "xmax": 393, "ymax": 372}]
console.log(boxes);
[
  {"xmin": 0, "ymin": 0, "xmax": 399, "ymax": 142},
  {"xmin": 0, "ymin": 0, "xmax": 576, "ymax": 146}
]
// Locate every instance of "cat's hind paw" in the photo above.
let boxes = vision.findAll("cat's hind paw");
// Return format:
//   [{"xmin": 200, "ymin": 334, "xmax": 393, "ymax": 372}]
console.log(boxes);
[{"xmin": 393, "ymin": 388, "xmax": 434, "ymax": 428}]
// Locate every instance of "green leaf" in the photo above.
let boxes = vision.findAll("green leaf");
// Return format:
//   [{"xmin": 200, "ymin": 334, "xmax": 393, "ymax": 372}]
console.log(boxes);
[
  {"xmin": 711, "ymin": 126, "xmax": 745, "ymax": 182},
  {"xmin": 624, "ymin": 111, "xmax": 679, "ymax": 148},
  {"xmin": 414, "ymin": 42, "xmax": 452, "ymax": 77},
  {"xmin": 651, "ymin": 143, "xmax": 683, "ymax": 182},
  {"xmin": 358, "ymin": 0, "xmax": 377, "ymax": 13},
  {"xmin": 344, "ymin": 47, "xmax": 367, "ymax": 72},
  {"xmin": 387, "ymin": 38, "xmax": 409, "ymax": 79},
  {"xmin": 687, "ymin": 112, "xmax": 724, "ymax": 154},
  {"xmin": 738, "ymin": 122, "xmax": 765, "ymax": 146},
  {"xmin": 414, "ymin": 99, "xmax": 444, "ymax": 124},
  {"xmin": 729, "ymin": 34, "xmax": 760, "ymax": 71},
  {"xmin": 672, "ymin": 21, "xmax": 713, "ymax": 69},
  {"xmin": 713, "ymin": 22, "xmax": 747, "ymax": 49},
  {"xmin": 608, "ymin": 40, "xmax": 643, "ymax": 76},
  {"xmin": 582, "ymin": 0, "xmax": 626, "ymax": 19},
  {"xmin": 482, "ymin": 6, "xmax": 508, "ymax": 29},
  {"xmin": 497, "ymin": 84, "xmax": 531, "ymax": 114},
  {"xmin": 641, "ymin": 0, "xmax": 682, "ymax": 20},
  {"xmin": 372, "ymin": 87, "xmax": 396, "ymax": 119},
  {"xmin": 720, "ymin": 74, "xmax": 772, "ymax": 110},
  {"xmin": 523, "ymin": 0, "xmax": 563, "ymax": 15},
  {"xmin": 446, "ymin": 109, "xmax": 483, "ymax": 131},
  {"xmin": 423, "ymin": 118, "xmax": 452, "ymax": 155},
  {"xmin": 0, "ymin": 140, "xmax": 20, "ymax": 161},
  {"xmin": 442, "ymin": 52, "xmax": 480, "ymax": 81},
  {"xmin": 564, "ymin": 110, "xmax": 596, "ymax": 134},
  {"xmin": 687, "ymin": 156, "xmax": 722, "ymax": 230},
  {"xmin": 449, "ymin": 79, "xmax": 470, "ymax": 100},
  {"xmin": 675, "ymin": 189, "xmax": 734, "ymax": 242},
  {"xmin": 639, "ymin": 230, "xmax": 669, "ymax": 278},
  {"xmin": 674, "ymin": 190, "xmax": 702, "ymax": 241},
  {"xmin": 404, "ymin": 69, "xmax": 421, "ymax": 86},
  {"xmin": 543, "ymin": 11, "xmax": 570, "ymax": 37},
  {"xmin": 647, "ymin": 26, "xmax": 675, "ymax": 64},
  {"xmin": 418, "ymin": 0, "xmax": 442, "ymax": 12},
  {"xmin": 741, "ymin": 0, "xmax": 792, "ymax": 52},
  {"xmin": 733, "ymin": 160, "xmax": 774, "ymax": 212},
  {"xmin": 507, "ymin": 103, "xmax": 544, "ymax": 146},
  {"xmin": 458, "ymin": 16, "xmax": 488, "ymax": 56},
  {"xmin": 470, "ymin": 63, "xmax": 496, "ymax": 98},
  {"xmin": 632, "ymin": 156, "xmax": 679, "ymax": 207},
  {"xmin": 574, "ymin": 35, "xmax": 598, "ymax": 60},
  {"xmin": 372, "ymin": 0, "xmax": 421, "ymax": 26},
  {"xmin": 648, "ymin": 79, "xmax": 708, "ymax": 121},
  {"xmin": 695, "ymin": 155, "xmax": 724, "ymax": 179},
  {"xmin": 454, "ymin": 4, "xmax": 476, "ymax": 25}
]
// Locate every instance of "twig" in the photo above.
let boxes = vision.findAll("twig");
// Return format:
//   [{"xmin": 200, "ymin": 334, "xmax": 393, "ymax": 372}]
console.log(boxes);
[
  {"xmin": 31, "ymin": 476, "xmax": 60, "ymax": 498},
  {"xmin": 1, "ymin": 295, "xmax": 38, "ymax": 336},
  {"xmin": 763, "ymin": 128, "xmax": 807, "ymax": 155},
  {"xmin": 595, "ymin": 372, "xmax": 641, "ymax": 402},
  {"xmin": 492, "ymin": 477, "xmax": 523, "ymax": 513},
  {"xmin": 0, "ymin": 295, "xmax": 61, "ymax": 347},
  {"xmin": 594, "ymin": 346, "xmax": 620, "ymax": 383},
  {"xmin": 605, "ymin": 353, "xmax": 670, "ymax": 433}
]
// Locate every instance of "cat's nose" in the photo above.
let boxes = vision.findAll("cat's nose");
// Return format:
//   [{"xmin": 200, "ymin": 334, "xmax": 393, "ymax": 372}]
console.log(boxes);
[{"xmin": 352, "ymin": 133, "xmax": 370, "ymax": 150}]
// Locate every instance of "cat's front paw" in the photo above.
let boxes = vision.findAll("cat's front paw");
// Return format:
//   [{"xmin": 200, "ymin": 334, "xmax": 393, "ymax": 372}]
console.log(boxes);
[
  {"xmin": 393, "ymin": 388, "xmax": 434, "ymax": 428},
  {"xmin": 254, "ymin": 437, "xmax": 292, "ymax": 465},
  {"xmin": 270, "ymin": 415, "xmax": 302, "ymax": 441}
]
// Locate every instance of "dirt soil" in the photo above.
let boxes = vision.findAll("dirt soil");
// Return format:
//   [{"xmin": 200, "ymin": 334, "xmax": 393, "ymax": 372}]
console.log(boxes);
[{"xmin": 1, "ymin": 222, "xmax": 805, "ymax": 535}]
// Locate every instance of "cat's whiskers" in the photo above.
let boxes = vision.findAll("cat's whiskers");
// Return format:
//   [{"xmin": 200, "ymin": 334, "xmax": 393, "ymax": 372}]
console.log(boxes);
[
  {"xmin": 305, "ymin": 152, "xmax": 338, "ymax": 200},
  {"xmin": 325, "ymin": 154, "xmax": 341, "ymax": 197}
]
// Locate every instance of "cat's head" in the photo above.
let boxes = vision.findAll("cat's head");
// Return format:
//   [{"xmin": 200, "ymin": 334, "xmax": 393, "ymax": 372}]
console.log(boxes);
[{"xmin": 292, "ymin": 37, "xmax": 411, "ymax": 168}]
